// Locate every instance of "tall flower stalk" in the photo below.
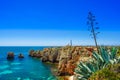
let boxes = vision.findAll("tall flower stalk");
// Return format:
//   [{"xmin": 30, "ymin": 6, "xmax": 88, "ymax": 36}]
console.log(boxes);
[{"xmin": 87, "ymin": 12, "xmax": 100, "ymax": 53}]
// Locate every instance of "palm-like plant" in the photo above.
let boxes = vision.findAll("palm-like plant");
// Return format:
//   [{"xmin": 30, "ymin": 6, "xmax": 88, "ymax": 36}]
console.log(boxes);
[{"xmin": 75, "ymin": 47, "xmax": 120, "ymax": 80}]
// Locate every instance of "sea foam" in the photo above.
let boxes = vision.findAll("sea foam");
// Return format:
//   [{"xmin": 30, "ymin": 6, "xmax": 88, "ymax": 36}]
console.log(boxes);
[{"xmin": 0, "ymin": 70, "xmax": 13, "ymax": 75}]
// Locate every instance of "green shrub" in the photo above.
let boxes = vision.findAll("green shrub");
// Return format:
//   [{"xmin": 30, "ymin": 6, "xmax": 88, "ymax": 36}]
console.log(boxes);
[
  {"xmin": 89, "ymin": 64, "xmax": 120, "ymax": 80},
  {"xmin": 117, "ymin": 48, "xmax": 120, "ymax": 57}
]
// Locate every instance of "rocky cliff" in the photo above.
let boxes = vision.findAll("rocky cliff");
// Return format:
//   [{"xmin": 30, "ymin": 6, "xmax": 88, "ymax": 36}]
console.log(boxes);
[{"xmin": 29, "ymin": 46, "xmax": 94, "ymax": 76}]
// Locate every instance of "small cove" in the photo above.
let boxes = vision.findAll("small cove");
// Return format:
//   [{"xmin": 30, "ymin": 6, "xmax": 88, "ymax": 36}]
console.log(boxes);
[{"xmin": 0, "ymin": 46, "xmax": 57, "ymax": 80}]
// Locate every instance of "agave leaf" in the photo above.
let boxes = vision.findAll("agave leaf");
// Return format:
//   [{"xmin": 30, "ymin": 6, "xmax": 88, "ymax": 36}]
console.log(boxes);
[
  {"xmin": 97, "ymin": 53, "xmax": 104, "ymax": 62},
  {"xmin": 93, "ymin": 51, "xmax": 104, "ymax": 63},
  {"xmin": 80, "ymin": 68, "xmax": 88, "ymax": 74},
  {"xmin": 81, "ymin": 62, "xmax": 92, "ymax": 73},
  {"xmin": 86, "ymin": 62, "xmax": 96, "ymax": 72},
  {"xmin": 76, "ymin": 69, "xmax": 90, "ymax": 79},
  {"xmin": 100, "ymin": 47, "xmax": 110, "ymax": 62},
  {"xmin": 100, "ymin": 47, "xmax": 106, "ymax": 61},
  {"xmin": 110, "ymin": 47, "xmax": 117, "ymax": 59},
  {"xmin": 78, "ymin": 63, "xmax": 83, "ymax": 68},
  {"xmin": 109, "ymin": 60, "xmax": 114, "ymax": 64},
  {"xmin": 78, "ymin": 76, "xmax": 87, "ymax": 80},
  {"xmin": 103, "ymin": 62, "xmax": 108, "ymax": 68},
  {"xmin": 92, "ymin": 53, "xmax": 97, "ymax": 60},
  {"xmin": 75, "ymin": 46, "xmax": 120, "ymax": 80},
  {"xmin": 113, "ymin": 59, "xmax": 117, "ymax": 63}
]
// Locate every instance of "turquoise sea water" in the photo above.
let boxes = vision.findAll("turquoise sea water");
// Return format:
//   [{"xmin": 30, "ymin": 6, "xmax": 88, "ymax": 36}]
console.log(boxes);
[{"xmin": 0, "ymin": 46, "xmax": 57, "ymax": 80}]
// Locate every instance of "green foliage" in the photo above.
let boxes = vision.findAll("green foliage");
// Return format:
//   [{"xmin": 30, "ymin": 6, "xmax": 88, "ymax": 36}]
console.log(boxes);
[
  {"xmin": 89, "ymin": 64, "xmax": 120, "ymax": 80},
  {"xmin": 75, "ymin": 47, "xmax": 120, "ymax": 80},
  {"xmin": 116, "ymin": 48, "xmax": 120, "ymax": 58},
  {"xmin": 57, "ymin": 76, "xmax": 66, "ymax": 80}
]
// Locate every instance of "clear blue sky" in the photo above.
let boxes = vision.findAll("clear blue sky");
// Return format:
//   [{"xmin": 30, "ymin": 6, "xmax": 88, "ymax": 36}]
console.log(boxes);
[{"xmin": 0, "ymin": 0, "xmax": 120, "ymax": 46}]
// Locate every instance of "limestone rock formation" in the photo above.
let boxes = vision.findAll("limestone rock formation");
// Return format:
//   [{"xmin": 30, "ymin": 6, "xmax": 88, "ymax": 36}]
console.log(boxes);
[
  {"xmin": 57, "ymin": 58, "xmax": 67, "ymax": 76},
  {"xmin": 18, "ymin": 53, "xmax": 24, "ymax": 58},
  {"xmin": 35, "ymin": 50, "xmax": 42, "ymax": 58},
  {"xmin": 41, "ymin": 51, "xmax": 49, "ymax": 62},
  {"xmin": 49, "ymin": 48, "xmax": 59, "ymax": 63},
  {"xmin": 7, "ymin": 52, "xmax": 14, "ymax": 59},
  {"xmin": 29, "ymin": 50, "xmax": 35, "ymax": 56},
  {"xmin": 29, "ymin": 50, "xmax": 42, "ymax": 58},
  {"xmin": 28, "ymin": 46, "xmax": 95, "ymax": 77}
]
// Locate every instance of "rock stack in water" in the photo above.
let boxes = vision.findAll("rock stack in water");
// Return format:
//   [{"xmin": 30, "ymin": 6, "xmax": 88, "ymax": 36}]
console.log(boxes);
[
  {"xmin": 7, "ymin": 52, "xmax": 14, "ymax": 59},
  {"xmin": 18, "ymin": 53, "xmax": 24, "ymax": 58}
]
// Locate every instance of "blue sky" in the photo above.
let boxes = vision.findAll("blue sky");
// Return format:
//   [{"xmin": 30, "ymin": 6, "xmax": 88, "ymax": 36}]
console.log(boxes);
[{"xmin": 0, "ymin": 0, "xmax": 120, "ymax": 46}]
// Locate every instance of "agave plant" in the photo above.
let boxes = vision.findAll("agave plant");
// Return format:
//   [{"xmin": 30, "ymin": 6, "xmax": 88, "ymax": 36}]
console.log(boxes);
[{"xmin": 75, "ymin": 47, "xmax": 120, "ymax": 80}]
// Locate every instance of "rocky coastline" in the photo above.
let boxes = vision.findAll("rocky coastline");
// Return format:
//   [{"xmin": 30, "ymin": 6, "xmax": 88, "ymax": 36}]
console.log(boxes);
[{"xmin": 29, "ymin": 46, "xmax": 96, "ymax": 79}]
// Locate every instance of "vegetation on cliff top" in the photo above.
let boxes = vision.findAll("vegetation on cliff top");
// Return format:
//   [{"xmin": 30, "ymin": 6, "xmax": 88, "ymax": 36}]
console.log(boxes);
[
  {"xmin": 75, "ymin": 47, "xmax": 120, "ymax": 80},
  {"xmin": 89, "ymin": 63, "xmax": 120, "ymax": 80}
]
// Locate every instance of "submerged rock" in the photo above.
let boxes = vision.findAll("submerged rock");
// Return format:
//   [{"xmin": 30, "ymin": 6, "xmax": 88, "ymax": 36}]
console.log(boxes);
[
  {"xmin": 7, "ymin": 52, "xmax": 14, "ymax": 59},
  {"xmin": 18, "ymin": 53, "xmax": 24, "ymax": 58}
]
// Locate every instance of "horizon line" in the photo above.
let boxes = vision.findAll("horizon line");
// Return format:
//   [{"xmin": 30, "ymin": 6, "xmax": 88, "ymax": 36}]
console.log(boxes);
[{"xmin": 0, "ymin": 44, "xmax": 120, "ymax": 47}]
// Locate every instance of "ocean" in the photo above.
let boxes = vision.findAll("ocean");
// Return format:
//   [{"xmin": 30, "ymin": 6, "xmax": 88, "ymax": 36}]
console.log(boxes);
[{"xmin": 0, "ymin": 46, "xmax": 57, "ymax": 80}]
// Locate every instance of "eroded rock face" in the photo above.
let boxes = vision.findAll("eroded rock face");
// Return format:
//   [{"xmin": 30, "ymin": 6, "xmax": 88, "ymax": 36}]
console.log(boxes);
[
  {"xmin": 29, "ymin": 46, "xmax": 95, "ymax": 76},
  {"xmin": 18, "ymin": 53, "xmax": 24, "ymax": 58},
  {"xmin": 7, "ymin": 52, "xmax": 14, "ymax": 59},
  {"xmin": 66, "ymin": 60, "xmax": 76, "ymax": 75},
  {"xmin": 41, "ymin": 48, "xmax": 59, "ymax": 62},
  {"xmin": 41, "ymin": 56, "xmax": 48, "ymax": 62},
  {"xmin": 29, "ymin": 50, "xmax": 35, "ymax": 56},
  {"xmin": 41, "ymin": 51, "xmax": 49, "ymax": 62},
  {"xmin": 57, "ymin": 58, "xmax": 67, "ymax": 76},
  {"xmin": 56, "ymin": 46, "xmax": 82, "ymax": 76},
  {"xmin": 29, "ymin": 50, "xmax": 42, "ymax": 58},
  {"xmin": 58, "ymin": 55, "xmax": 76, "ymax": 76},
  {"xmin": 57, "ymin": 59, "xmax": 76, "ymax": 76},
  {"xmin": 35, "ymin": 50, "xmax": 42, "ymax": 58},
  {"xmin": 49, "ymin": 49, "xmax": 59, "ymax": 63}
]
